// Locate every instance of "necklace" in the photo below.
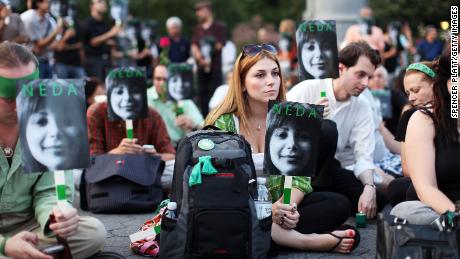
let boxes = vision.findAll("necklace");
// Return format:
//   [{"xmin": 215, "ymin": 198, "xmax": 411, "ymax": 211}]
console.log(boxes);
[
  {"xmin": 1, "ymin": 146, "xmax": 13, "ymax": 158},
  {"xmin": 257, "ymin": 123, "xmax": 261, "ymax": 131}
]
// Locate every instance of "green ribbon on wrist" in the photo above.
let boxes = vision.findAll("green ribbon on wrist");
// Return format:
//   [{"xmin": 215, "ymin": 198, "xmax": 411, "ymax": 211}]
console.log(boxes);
[
  {"xmin": 0, "ymin": 235, "xmax": 9, "ymax": 255},
  {"xmin": 0, "ymin": 69, "xmax": 40, "ymax": 99}
]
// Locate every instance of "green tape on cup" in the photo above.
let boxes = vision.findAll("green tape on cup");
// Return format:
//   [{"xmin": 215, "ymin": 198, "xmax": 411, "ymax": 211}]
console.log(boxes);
[
  {"xmin": 126, "ymin": 120, "xmax": 134, "ymax": 139},
  {"xmin": 320, "ymin": 91, "xmax": 326, "ymax": 98},
  {"xmin": 56, "ymin": 185, "xmax": 67, "ymax": 200},
  {"xmin": 0, "ymin": 69, "xmax": 39, "ymax": 99},
  {"xmin": 283, "ymin": 188, "xmax": 291, "ymax": 204},
  {"xmin": 127, "ymin": 129, "xmax": 134, "ymax": 139},
  {"xmin": 283, "ymin": 176, "xmax": 293, "ymax": 204}
]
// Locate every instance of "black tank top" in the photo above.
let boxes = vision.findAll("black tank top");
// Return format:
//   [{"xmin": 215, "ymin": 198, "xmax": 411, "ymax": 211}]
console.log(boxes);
[
  {"xmin": 424, "ymin": 110, "xmax": 460, "ymax": 202},
  {"xmin": 435, "ymin": 138, "xmax": 460, "ymax": 201}
]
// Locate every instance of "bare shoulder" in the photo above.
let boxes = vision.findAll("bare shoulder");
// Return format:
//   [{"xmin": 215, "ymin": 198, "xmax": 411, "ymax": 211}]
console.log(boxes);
[{"xmin": 406, "ymin": 110, "xmax": 435, "ymax": 139}]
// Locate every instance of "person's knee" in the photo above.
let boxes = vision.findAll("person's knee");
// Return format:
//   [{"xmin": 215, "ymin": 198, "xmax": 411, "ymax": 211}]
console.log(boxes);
[
  {"xmin": 80, "ymin": 217, "xmax": 106, "ymax": 253},
  {"xmin": 390, "ymin": 201, "xmax": 438, "ymax": 224},
  {"xmin": 328, "ymin": 193, "xmax": 351, "ymax": 220}
]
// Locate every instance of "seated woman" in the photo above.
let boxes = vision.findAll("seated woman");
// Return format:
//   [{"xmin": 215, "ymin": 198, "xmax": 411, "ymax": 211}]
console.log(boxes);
[
  {"xmin": 205, "ymin": 44, "xmax": 359, "ymax": 253},
  {"xmin": 390, "ymin": 48, "xmax": 460, "ymax": 224},
  {"xmin": 387, "ymin": 61, "xmax": 436, "ymax": 206}
]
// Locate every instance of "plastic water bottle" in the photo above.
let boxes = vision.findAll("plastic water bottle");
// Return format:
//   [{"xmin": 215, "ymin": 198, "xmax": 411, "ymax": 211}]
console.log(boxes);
[
  {"xmin": 165, "ymin": 202, "xmax": 177, "ymax": 219},
  {"xmin": 255, "ymin": 177, "xmax": 272, "ymax": 220}
]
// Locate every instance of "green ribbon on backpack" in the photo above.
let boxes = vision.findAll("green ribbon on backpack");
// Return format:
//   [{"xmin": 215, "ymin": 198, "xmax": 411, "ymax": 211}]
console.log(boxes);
[{"xmin": 188, "ymin": 155, "xmax": 218, "ymax": 187}]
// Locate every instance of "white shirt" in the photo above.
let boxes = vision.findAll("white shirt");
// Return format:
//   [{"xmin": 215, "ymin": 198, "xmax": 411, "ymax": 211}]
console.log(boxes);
[
  {"xmin": 21, "ymin": 9, "xmax": 56, "ymax": 61},
  {"xmin": 286, "ymin": 78, "xmax": 375, "ymax": 177},
  {"xmin": 362, "ymin": 89, "xmax": 390, "ymax": 162}
]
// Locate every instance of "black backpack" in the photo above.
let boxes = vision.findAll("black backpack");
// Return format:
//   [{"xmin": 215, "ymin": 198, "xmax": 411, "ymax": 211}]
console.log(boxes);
[{"xmin": 160, "ymin": 126, "xmax": 272, "ymax": 259}]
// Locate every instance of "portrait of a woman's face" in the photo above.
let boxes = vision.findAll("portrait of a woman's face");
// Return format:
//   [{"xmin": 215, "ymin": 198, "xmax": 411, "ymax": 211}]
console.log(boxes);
[
  {"xmin": 297, "ymin": 20, "xmax": 339, "ymax": 81},
  {"xmin": 26, "ymin": 99, "xmax": 81, "ymax": 171},
  {"xmin": 167, "ymin": 64, "xmax": 193, "ymax": 101},
  {"xmin": 17, "ymin": 79, "xmax": 89, "ymax": 173},
  {"xmin": 301, "ymin": 39, "xmax": 334, "ymax": 79},
  {"xmin": 279, "ymin": 37, "xmax": 290, "ymax": 52},
  {"xmin": 269, "ymin": 124, "xmax": 311, "ymax": 176},
  {"xmin": 110, "ymin": 84, "xmax": 143, "ymax": 119},
  {"xmin": 168, "ymin": 73, "xmax": 192, "ymax": 101},
  {"xmin": 264, "ymin": 101, "xmax": 323, "ymax": 177},
  {"xmin": 49, "ymin": 0, "xmax": 61, "ymax": 18},
  {"xmin": 106, "ymin": 67, "xmax": 148, "ymax": 121},
  {"xmin": 110, "ymin": 0, "xmax": 128, "ymax": 22}
]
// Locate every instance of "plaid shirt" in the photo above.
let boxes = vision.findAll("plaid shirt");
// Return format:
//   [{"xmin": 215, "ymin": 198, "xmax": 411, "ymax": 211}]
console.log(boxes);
[{"xmin": 87, "ymin": 102, "xmax": 175, "ymax": 155}]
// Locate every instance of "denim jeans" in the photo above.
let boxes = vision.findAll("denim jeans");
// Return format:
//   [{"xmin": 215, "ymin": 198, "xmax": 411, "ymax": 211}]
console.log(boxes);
[
  {"xmin": 38, "ymin": 60, "xmax": 53, "ymax": 79},
  {"xmin": 391, "ymin": 200, "xmax": 439, "ymax": 225},
  {"xmin": 55, "ymin": 63, "xmax": 86, "ymax": 79}
]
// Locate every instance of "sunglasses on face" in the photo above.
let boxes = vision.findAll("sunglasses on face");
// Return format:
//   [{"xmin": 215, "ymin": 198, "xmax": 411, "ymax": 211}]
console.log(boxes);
[{"xmin": 242, "ymin": 44, "xmax": 277, "ymax": 57}]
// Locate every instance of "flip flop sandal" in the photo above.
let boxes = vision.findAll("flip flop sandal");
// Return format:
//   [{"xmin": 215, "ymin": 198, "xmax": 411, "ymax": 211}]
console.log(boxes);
[
  {"xmin": 326, "ymin": 224, "xmax": 361, "ymax": 252},
  {"xmin": 136, "ymin": 240, "xmax": 160, "ymax": 257}
]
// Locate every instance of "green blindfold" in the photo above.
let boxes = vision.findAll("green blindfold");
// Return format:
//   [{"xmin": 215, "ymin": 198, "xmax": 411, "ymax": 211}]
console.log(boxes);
[{"xmin": 0, "ymin": 69, "xmax": 40, "ymax": 99}]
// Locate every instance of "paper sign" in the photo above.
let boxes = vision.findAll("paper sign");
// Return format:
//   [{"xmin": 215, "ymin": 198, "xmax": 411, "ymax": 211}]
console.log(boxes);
[
  {"xmin": 16, "ymin": 79, "xmax": 90, "ymax": 173},
  {"xmin": 110, "ymin": 0, "xmax": 129, "ymax": 24},
  {"xmin": 106, "ymin": 67, "xmax": 148, "ymax": 121},
  {"xmin": 167, "ymin": 63, "xmax": 194, "ymax": 101},
  {"xmin": 263, "ymin": 101, "xmax": 323, "ymax": 177},
  {"xmin": 296, "ymin": 20, "xmax": 339, "ymax": 81}
]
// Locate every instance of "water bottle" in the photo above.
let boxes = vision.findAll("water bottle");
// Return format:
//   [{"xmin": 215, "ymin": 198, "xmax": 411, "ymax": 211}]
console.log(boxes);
[
  {"xmin": 165, "ymin": 202, "xmax": 177, "ymax": 219},
  {"xmin": 255, "ymin": 177, "xmax": 272, "ymax": 220}
]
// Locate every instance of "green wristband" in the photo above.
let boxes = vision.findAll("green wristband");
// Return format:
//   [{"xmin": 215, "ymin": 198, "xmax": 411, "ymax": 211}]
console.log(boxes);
[{"xmin": 0, "ymin": 235, "xmax": 9, "ymax": 255}]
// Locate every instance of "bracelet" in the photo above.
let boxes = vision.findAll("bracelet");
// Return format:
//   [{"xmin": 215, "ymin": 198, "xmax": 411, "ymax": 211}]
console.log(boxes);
[{"xmin": 364, "ymin": 183, "xmax": 376, "ymax": 189}]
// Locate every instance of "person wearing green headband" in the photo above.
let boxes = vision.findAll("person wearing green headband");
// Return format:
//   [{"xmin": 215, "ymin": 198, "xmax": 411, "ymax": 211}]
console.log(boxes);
[
  {"xmin": 403, "ymin": 61, "xmax": 436, "ymax": 108},
  {"xmin": 0, "ymin": 42, "xmax": 106, "ymax": 258}
]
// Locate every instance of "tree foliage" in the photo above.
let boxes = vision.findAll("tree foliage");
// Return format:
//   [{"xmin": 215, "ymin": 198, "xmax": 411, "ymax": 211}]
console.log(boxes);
[{"xmin": 369, "ymin": 0, "xmax": 453, "ymax": 30}]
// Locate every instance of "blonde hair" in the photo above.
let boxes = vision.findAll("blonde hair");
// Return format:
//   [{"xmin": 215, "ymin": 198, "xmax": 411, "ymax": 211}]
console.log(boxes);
[{"xmin": 205, "ymin": 50, "xmax": 286, "ymax": 134}]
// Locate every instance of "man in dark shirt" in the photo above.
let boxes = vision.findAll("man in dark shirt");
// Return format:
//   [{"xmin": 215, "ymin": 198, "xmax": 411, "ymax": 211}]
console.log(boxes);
[
  {"xmin": 54, "ymin": 21, "xmax": 85, "ymax": 78},
  {"xmin": 191, "ymin": 1, "xmax": 226, "ymax": 115},
  {"xmin": 82, "ymin": 0, "xmax": 121, "ymax": 80},
  {"xmin": 416, "ymin": 26, "xmax": 443, "ymax": 61},
  {"xmin": 166, "ymin": 16, "xmax": 190, "ymax": 63}
]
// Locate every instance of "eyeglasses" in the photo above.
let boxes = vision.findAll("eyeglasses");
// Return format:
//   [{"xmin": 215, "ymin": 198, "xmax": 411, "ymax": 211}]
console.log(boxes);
[{"xmin": 242, "ymin": 44, "xmax": 277, "ymax": 57}]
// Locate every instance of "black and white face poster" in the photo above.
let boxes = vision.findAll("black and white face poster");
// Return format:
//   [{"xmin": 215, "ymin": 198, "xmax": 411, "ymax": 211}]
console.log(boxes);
[
  {"xmin": 106, "ymin": 67, "xmax": 148, "ymax": 121},
  {"xmin": 110, "ymin": 0, "xmax": 129, "ymax": 24},
  {"xmin": 167, "ymin": 63, "xmax": 193, "ymax": 101},
  {"xmin": 296, "ymin": 20, "xmax": 339, "ymax": 81},
  {"xmin": 16, "ymin": 79, "xmax": 89, "ymax": 173},
  {"xmin": 200, "ymin": 36, "xmax": 215, "ymax": 63},
  {"xmin": 263, "ymin": 101, "xmax": 323, "ymax": 177}
]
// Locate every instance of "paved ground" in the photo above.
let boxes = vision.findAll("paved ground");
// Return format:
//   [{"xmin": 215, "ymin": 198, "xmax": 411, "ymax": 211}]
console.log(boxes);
[{"xmin": 77, "ymin": 195, "xmax": 380, "ymax": 259}]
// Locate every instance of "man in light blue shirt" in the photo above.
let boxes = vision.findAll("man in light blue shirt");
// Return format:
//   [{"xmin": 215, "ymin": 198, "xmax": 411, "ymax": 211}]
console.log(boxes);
[{"xmin": 147, "ymin": 65, "xmax": 204, "ymax": 146}]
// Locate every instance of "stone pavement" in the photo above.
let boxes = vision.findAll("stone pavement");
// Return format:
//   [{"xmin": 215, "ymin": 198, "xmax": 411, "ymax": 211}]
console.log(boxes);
[{"xmin": 79, "ymin": 208, "xmax": 378, "ymax": 259}]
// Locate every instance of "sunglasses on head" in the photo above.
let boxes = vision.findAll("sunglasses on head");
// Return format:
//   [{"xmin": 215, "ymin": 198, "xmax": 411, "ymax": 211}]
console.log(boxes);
[{"xmin": 242, "ymin": 44, "xmax": 277, "ymax": 57}]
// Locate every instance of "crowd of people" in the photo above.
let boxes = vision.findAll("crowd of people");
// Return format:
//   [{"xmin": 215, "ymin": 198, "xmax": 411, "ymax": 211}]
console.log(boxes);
[{"xmin": 0, "ymin": 0, "xmax": 456, "ymax": 258}]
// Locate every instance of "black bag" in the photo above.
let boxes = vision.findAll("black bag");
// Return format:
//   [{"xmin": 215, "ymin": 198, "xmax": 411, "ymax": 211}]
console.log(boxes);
[
  {"xmin": 377, "ymin": 212, "xmax": 460, "ymax": 259},
  {"xmin": 83, "ymin": 153, "xmax": 164, "ymax": 213},
  {"xmin": 160, "ymin": 126, "xmax": 272, "ymax": 259}
]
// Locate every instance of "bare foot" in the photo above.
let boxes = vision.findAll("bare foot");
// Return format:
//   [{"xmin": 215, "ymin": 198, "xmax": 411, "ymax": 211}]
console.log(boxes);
[{"xmin": 319, "ymin": 229, "xmax": 355, "ymax": 253}]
